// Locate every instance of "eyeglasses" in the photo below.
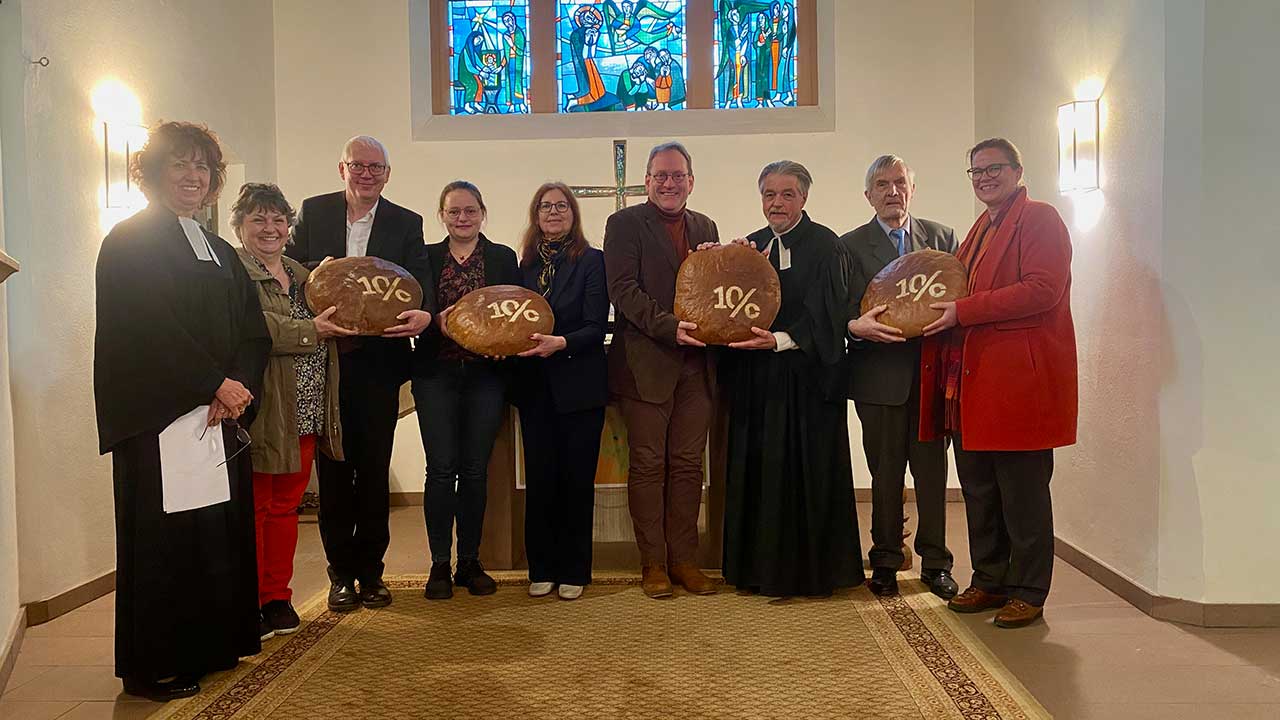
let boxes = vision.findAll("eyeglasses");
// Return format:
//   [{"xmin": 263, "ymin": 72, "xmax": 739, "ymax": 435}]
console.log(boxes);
[
  {"xmin": 648, "ymin": 172, "xmax": 689, "ymax": 184},
  {"xmin": 444, "ymin": 207, "xmax": 483, "ymax": 220},
  {"xmin": 538, "ymin": 201, "xmax": 571, "ymax": 215},
  {"xmin": 199, "ymin": 419, "xmax": 253, "ymax": 467},
  {"xmin": 966, "ymin": 163, "xmax": 1017, "ymax": 180},
  {"xmin": 344, "ymin": 161, "xmax": 388, "ymax": 177}
]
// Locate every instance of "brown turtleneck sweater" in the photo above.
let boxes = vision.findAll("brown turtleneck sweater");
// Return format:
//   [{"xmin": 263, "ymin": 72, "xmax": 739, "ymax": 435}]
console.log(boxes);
[{"xmin": 654, "ymin": 202, "xmax": 688, "ymax": 260}]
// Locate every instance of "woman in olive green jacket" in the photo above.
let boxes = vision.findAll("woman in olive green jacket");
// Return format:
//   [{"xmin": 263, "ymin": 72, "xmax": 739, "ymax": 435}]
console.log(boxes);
[{"xmin": 231, "ymin": 183, "xmax": 354, "ymax": 641}]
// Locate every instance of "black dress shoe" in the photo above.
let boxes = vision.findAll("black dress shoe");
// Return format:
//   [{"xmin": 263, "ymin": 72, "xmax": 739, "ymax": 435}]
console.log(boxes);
[
  {"xmin": 920, "ymin": 569, "xmax": 959, "ymax": 600},
  {"xmin": 122, "ymin": 676, "xmax": 201, "ymax": 702},
  {"xmin": 455, "ymin": 557, "xmax": 497, "ymax": 596},
  {"xmin": 424, "ymin": 561, "xmax": 454, "ymax": 600},
  {"xmin": 359, "ymin": 579, "xmax": 393, "ymax": 608},
  {"xmin": 867, "ymin": 567, "xmax": 899, "ymax": 597},
  {"xmin": 327, "ymin": 581, "xmax": 360, "ymax": 612}
]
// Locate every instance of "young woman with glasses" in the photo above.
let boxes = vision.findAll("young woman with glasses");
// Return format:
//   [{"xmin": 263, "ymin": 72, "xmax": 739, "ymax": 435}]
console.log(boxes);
[{"xmin": 414, "ymin": 180, "xmax": 521, "ymax": 600}]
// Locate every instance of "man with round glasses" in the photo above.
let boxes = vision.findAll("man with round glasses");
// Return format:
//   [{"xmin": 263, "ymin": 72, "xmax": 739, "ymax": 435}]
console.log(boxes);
[
  {"xmin": 603, "ymin": 140, "xmax": 720, "ymax": 599},
  {"xmin": 920, "ymin": 137, "xmax": 1077, "ymax": 629},
  {"xmin": 287, "ymin": 135, "xmax": 435, "ymax": 613}
]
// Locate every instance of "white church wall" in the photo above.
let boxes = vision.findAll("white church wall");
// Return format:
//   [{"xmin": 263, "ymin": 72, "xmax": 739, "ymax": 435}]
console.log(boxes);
[
  {"xmin": 3, "ymin": 0, "xmax": 278, "ymax": 604},
  {"xmin": 272, "ymin": 0, "xmax": 978, "ymax": 492},
  {"xmin": 0, "ymin": 0, "xmax": 24, "ymax": 668},
  {"xmin": 973, "ymin": 0, "xmax": 1167, "ymax": 592},
  {"xmin": 1159, "ymin": 0, "xmax": 1280, "ymax": 605}
]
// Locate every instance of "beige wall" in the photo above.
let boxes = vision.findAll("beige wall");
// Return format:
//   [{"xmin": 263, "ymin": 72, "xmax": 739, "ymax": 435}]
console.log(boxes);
[
  {"xmin": 1159, "ymin": 0, "xmax": 1280, "ymax": 603},
  {"xmin": 273, "ymin": 0, "xmax": 978, "ymax": 492},
  {"xmin": 2, "ymin": 0, "xmax": 278, "ymax": 604},
  {"xmin": 974, "ymin": 0, "xmax": 1279, "ymax": 604},
  {"xmin": 0, "ymin": 0, "xmax": 23, "ymax": 663}
]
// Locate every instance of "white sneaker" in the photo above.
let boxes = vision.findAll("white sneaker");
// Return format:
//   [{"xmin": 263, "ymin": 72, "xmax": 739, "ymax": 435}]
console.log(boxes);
[
  {"xmin": 528, "ymin": 582, "xmax": 556, "ymax": 597},
  {"xmin": 558, "ymin": 584, "xmax": 584, "ymax": 600}
]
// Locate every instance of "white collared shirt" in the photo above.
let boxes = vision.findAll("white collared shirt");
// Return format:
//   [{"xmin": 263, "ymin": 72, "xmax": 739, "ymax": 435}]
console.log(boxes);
[
  {"xmin": 876, "ymin": 214, "xmax": 913, "ymax": 255},
  {"xmin": 345, "ymin": 200, "xmax": 379, "ymax": 258},
  {"xmin": 760, "ymin": 215, "xmax": 805, "ymax": 353}
]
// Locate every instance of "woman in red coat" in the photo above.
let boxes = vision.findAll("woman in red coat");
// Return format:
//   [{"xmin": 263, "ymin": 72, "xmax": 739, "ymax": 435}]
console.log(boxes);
[{"xmin": 921, "ymin": 138, "xmax": 1077, "ymax": 629}]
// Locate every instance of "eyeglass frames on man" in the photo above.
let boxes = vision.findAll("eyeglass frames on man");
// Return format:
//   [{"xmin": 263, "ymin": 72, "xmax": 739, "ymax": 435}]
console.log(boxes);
[
  {"xmin": 344, "ymin": 161, "xmax": 388, "ymax": 177},
  {"xmin": 647, "ymin": 172, "xmax": 689, "ymax": 184}
]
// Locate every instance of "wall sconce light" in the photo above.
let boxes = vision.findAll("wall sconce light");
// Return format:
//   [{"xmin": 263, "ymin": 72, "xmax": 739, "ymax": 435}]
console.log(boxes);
[
  {"xmin": 1058, "ymin": 99, "xmax": 1099, "ymax": 193},
  {"xmin": 103, "ymin": 122, "xmax": 147, "ymax": 209}
]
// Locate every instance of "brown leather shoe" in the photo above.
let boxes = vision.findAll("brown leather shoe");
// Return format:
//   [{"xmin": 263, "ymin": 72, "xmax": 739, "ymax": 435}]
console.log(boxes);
[
  {"xmin": 669, "ymin": 563, "xmax": 717, "ymax": 595},
  {"xmin": 947, "ymin": 586, "xmax": 1009, "ymax": 613},
  {"xmin": 994, "ymin": 598, "xmax": 1044, "ymax": 628},
  {"xmin": 641, "ymin": 565, "xmax": 673, "ymax": 599}
]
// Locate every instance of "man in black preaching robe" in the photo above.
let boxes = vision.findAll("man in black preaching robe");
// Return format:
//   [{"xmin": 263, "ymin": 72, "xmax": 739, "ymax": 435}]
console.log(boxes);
[
  {"xmin": 721, "ymin": 160, "xmax": 864, "ymax": 597},
  {"xmin": 94, "ymin": 122, "xmax": 270, "ymax": 701}
]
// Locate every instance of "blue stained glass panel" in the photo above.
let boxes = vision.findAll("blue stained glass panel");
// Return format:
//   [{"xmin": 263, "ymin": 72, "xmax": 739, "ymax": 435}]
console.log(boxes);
[
  {"xmin": 712, "ymin": 0, "xmax": 798, "ymax": 109},
  {"xmin": 448, "ymin": 1, "xmax": 531, "ymax": 115},
  {"xmin": 556, "ymin": 1, "xmax": 687, "ymax": 113}
]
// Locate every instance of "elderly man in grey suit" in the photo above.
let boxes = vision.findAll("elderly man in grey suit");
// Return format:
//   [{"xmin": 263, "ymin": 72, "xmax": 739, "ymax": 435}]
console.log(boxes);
[{"xmin": 841, "ymin": 155, "xmax": 959, "ymax": 600}]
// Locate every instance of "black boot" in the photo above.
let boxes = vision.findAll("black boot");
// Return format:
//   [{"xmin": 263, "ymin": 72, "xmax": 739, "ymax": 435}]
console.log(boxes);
[
  {"xmin": 424, "ymin": 561, "xmax": 454, "ymax": 600},
  {"xmin": 454, "ymin": 557, "xmax": 497, "ymax": 596},
  {"xmin": 122, "ymin": 675, "xmax": 201, "ymax": 702}
]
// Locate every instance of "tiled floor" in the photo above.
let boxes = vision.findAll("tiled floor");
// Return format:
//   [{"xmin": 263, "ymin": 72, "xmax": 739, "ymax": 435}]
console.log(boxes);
[{"xmin": 3, "ymin": 504, "xmax": 1279, "ymax": 719}]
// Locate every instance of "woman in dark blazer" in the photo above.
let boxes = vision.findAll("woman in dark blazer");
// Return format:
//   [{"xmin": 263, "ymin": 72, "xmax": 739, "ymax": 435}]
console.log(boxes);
[
  {"xmin": 414, "ymin": 180, "xmax": 521, "ymax": 600},
  {"xmin": 513, "ymin": 182, "xmax": 609, "ymax": 600}
]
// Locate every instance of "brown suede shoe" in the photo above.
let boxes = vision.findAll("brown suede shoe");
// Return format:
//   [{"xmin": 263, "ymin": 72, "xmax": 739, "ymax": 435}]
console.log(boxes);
[
  {"xmin": 947, "ymin": 586, "xmax": 1009, "ymax": 613},
  {"xmin": 641, "ymin": 565, "xmax": 673, "ymax": 599},
  {"xmin": 669, "ymin": 564, "xmax": 717, "ymax": 595},
  {"xmin": 994, "ymin": 598, "xmax": 1044, "ymax": 628}
]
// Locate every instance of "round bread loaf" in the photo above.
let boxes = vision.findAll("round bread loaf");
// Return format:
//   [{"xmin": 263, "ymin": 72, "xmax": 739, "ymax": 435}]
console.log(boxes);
[
  {"xmin": 305, "ymin": 256, "xmax": 424, "ymax": 335},
  {"xmin": 860, "ymin": 249, "xmax": 968, "ymax": 338},
  {"xmin": 674, "ymin": 243, "xmax": 782, "ymax": 345},
  {"xmin": 446, "ymin": 284, "xmax": 555, "ymax": 357}
]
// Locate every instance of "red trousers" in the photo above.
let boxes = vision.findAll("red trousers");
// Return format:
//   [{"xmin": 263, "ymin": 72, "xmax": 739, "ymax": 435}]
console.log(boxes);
[{"xmin": 253, "ymin": 434, "xmax": 316, "ymax": 606}]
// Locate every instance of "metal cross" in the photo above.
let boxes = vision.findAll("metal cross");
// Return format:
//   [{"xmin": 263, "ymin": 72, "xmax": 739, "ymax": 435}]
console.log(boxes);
[{"xmin": 570, "ymin": 139, "xmax": 647, "ymax": 212}]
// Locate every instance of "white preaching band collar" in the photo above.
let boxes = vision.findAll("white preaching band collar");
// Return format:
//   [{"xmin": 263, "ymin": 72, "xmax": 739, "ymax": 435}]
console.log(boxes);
[
  {"xmin": 177, "ymin": 216, "xmax": 221, "ymax": 267},
  {"xmin": 346, "ymin": 198, "xmax": 380, "ymax": 258},
  {"xmin": 761, "ymin": 213, "xmax": 804, "ymax": 272}
]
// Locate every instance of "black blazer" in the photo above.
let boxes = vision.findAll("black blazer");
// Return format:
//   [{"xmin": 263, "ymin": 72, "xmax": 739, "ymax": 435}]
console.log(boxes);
[
  {"xmin": 285, "ymin": 191, "xmax": 435, "ymax": 383},
  {"xmin": 840, "ymin": 215, "xmax": 957, "ymax": 406},
  {"xmin": 413, "ymin": 234, "xmax": 521, "ymax": 374},
  {"xmin": 514, "ymin": 246, "xmax": 609, "ymax": 414}
]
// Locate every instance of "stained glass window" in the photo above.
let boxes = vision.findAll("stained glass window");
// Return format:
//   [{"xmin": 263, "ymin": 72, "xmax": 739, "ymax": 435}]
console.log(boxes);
[
  {"xmin": 712, "ymin": 1, "xmax": 797, "ymax": 109},
  {"xmin": 556, "ymin": 1, "xmax": 687, "ymax": 112},
  {"xmin": 448, "ymin": 1, "xmax": 532, "ymax": 115}
]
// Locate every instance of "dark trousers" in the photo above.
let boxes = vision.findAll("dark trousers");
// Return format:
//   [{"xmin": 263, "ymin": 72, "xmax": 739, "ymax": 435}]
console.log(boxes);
[
  {"xmin": 954, "ymin": 435, "xmax": 1055, "ymax": 605},
  {"xmin": 520, "ymin": 386, "xmax": 605, "ymax": 587},
  {"xmin": 855, "ymin": 378, "xmax": 952, "ymax": 573},
  {"xmin": 413, "ymin": 360, "xmax": 507, "ymax": 564},
  {"xmin": 618, "ymin": 352, "xmax": 712, "ymax": 567},
  {"xmin": 318, "ymin": 349, "xmax": 399, "ymax": 586}
]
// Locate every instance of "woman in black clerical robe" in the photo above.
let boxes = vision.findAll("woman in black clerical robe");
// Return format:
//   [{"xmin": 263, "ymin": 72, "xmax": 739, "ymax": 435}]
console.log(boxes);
[
  {"xmin": 721, "ymin": 162, "xmax": 863, "ymax": 597},
  {"xmin": 93, "ymin": 121, "xmax": 270, "ymax": 701}
]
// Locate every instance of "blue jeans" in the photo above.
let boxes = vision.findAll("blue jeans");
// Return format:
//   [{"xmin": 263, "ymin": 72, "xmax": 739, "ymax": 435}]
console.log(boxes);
[{"xmin": 412, "ymin": 360, "xmax": 507, "ymax": 564}]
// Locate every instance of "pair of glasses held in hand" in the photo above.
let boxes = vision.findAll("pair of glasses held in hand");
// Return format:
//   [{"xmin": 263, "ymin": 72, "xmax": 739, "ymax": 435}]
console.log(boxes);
[{"xmin": 199, "ymin": 419, "xmax": 253, "ymax": 467}]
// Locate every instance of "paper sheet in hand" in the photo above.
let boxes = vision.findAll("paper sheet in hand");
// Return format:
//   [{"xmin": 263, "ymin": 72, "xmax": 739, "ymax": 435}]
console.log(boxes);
[{"xmin": 158, "ymin": 405, "xmax": 231, "ymax": 513}]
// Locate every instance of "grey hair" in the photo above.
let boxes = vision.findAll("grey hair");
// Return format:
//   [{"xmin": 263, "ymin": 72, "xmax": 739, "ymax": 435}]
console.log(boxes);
[
  {"xmin": 646, "ymin": 141, "xmax": 693, "ymax": 176},
  {"xmin": 341, "ymin": 135, "xmax": 391, "ymax": 165},
  {"xmin": 757, "ymin": 160, "xmax": 813, "ymax": 195},
  {"xmin": 864, "ymin": 154, "xmax": 914, "ymax": 192}
]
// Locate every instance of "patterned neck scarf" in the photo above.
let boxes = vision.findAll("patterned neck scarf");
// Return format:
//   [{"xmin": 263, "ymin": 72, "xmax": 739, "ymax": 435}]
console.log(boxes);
[{"xmin": 536, "ymin": 234, "xmax": 568, "ymax": 296}]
